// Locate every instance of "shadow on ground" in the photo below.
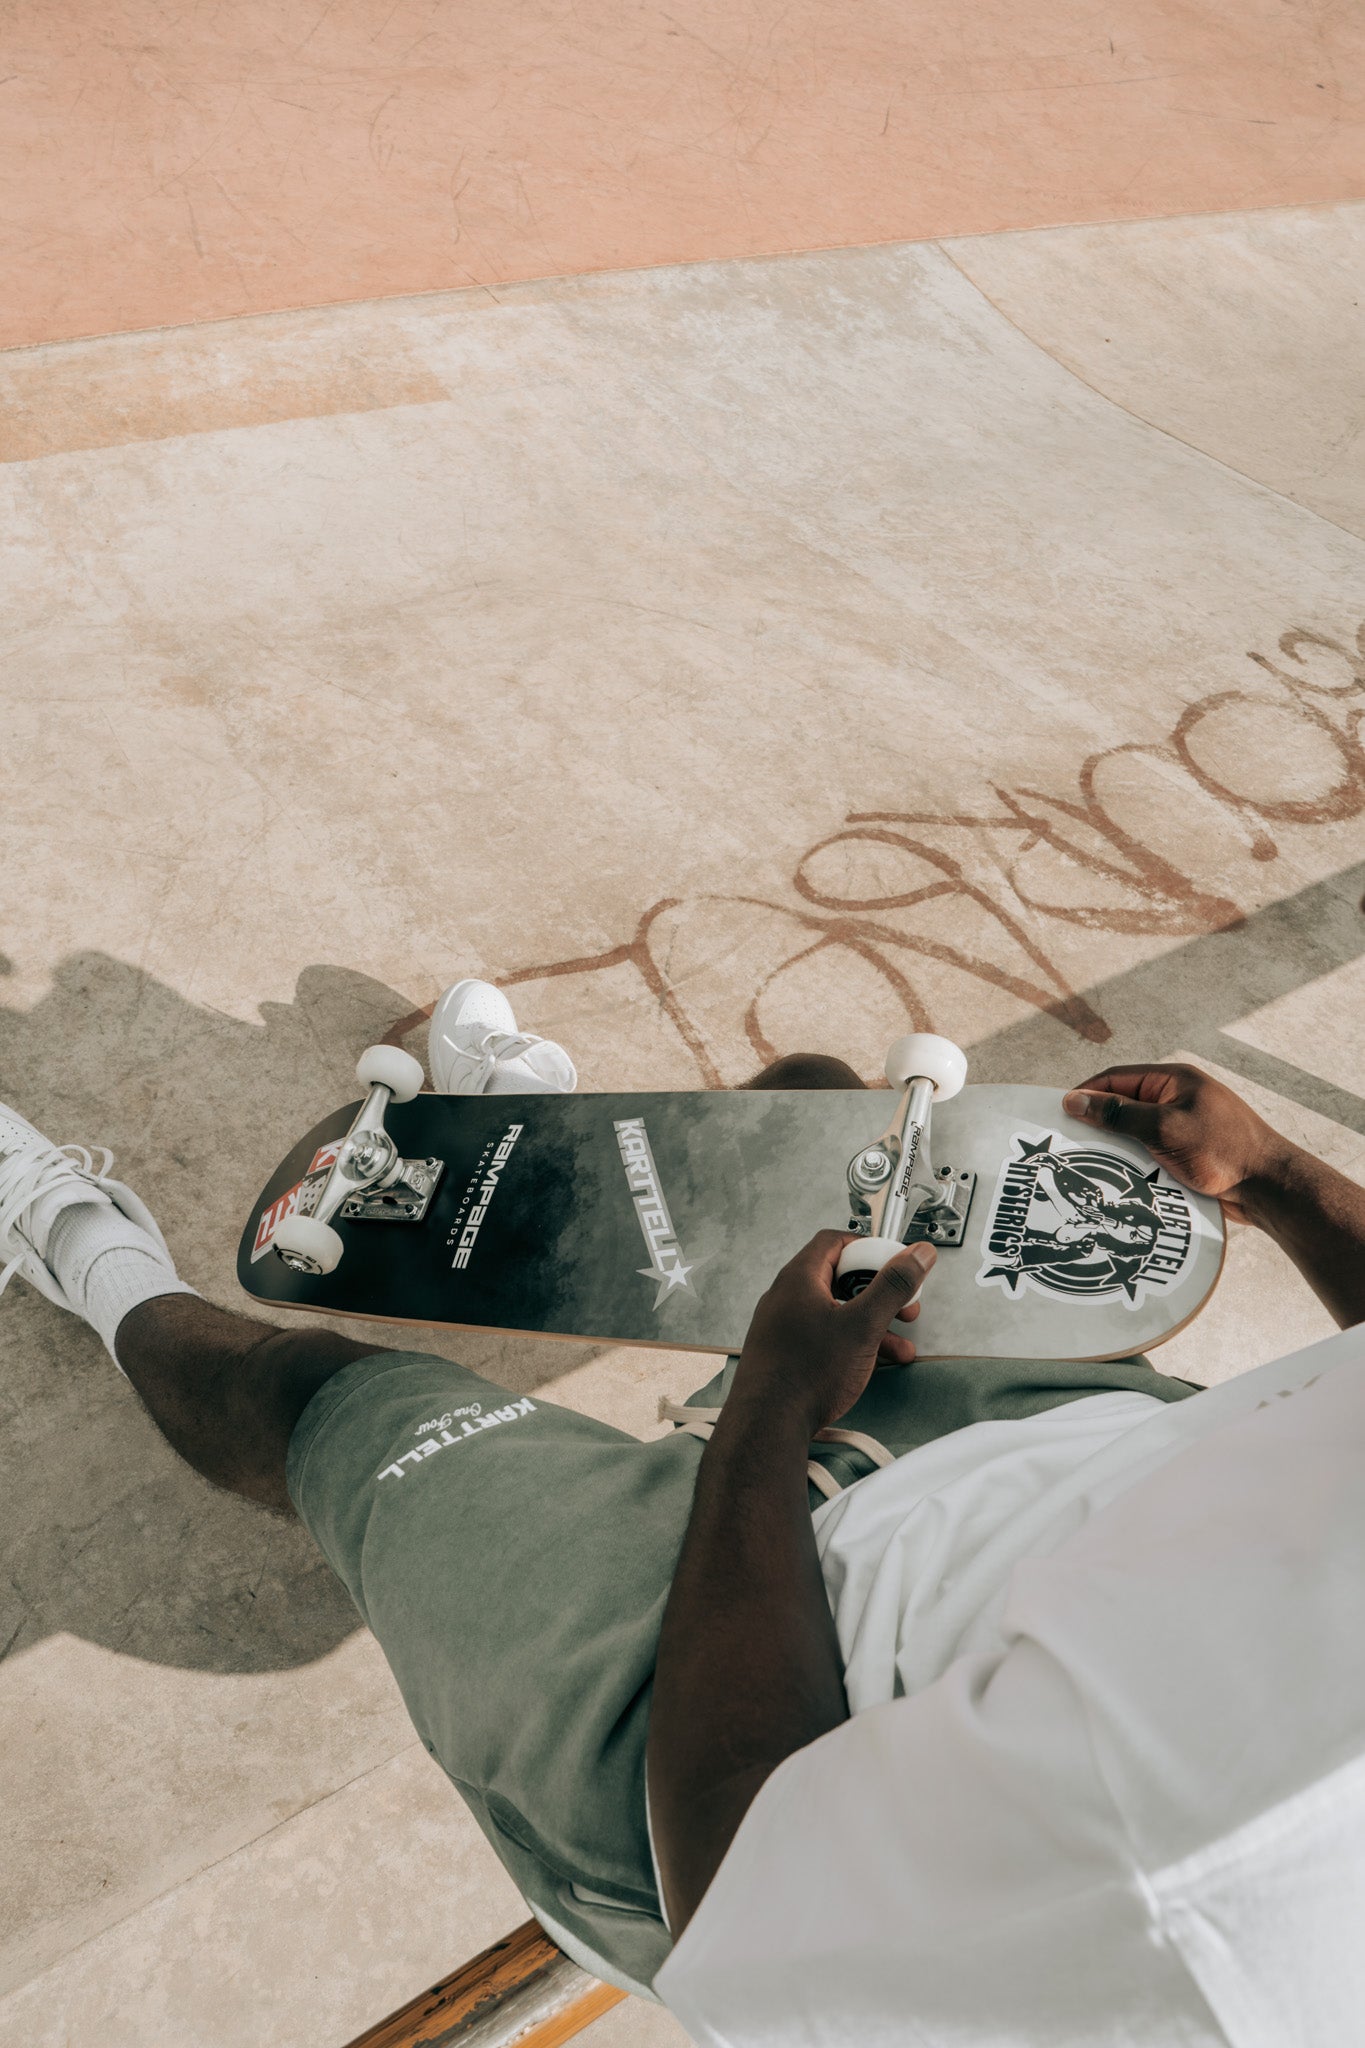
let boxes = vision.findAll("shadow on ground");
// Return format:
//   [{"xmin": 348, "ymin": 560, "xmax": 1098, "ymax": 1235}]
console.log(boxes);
[
  {"xmin": 2, "ymin": 859, "xmax": 1361, "ymax": 1678},
  {"xmin": 0, "ymin": 954, "xmax": 609, "ymax": 1678}
]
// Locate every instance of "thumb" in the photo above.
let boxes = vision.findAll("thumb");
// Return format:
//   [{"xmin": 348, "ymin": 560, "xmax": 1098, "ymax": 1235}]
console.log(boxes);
[
  {"xmin": 1063, "ymin": 1088, "xmax": 1163, "ymax": 1146},
  {"xmin": 856, "ymin": 1242, "xmax": 936, "ymax": 1328}
]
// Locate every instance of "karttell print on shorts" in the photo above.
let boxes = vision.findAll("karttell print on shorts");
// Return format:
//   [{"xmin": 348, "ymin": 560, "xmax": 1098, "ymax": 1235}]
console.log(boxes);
[
  {"xmin": 377, "ymin": 1397, "xmax": 538, "ymax": 1481},
  {"xmin": 977, "ymin": 1128, "xmax": 1195, "ymax": 1310}
]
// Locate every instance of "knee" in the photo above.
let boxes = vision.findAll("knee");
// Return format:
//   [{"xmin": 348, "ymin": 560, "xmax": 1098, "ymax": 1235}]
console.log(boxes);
[
  {"xmin": 252, "ymin": 1326, "xmax": 378, "ymax": 1417},
  {"xmin": 744, "ymin": 1052, "xmax": 867, "ymax": 1091}
]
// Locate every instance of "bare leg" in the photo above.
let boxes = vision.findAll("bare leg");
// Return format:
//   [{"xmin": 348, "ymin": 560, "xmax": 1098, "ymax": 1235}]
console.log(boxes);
[
  {"xmin": 115, "ymin": 1294, "xmax": 385, "ymax": 1515},
  {"xmin": 742, "ymin": 1052, "xmax": 867, "ymax": 1091}
]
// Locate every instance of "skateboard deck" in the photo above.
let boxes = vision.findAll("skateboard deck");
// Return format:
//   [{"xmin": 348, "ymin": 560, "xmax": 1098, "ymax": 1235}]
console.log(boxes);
[{"xmin": 239, "ymin": 1086, "xmax": 1225, "ymax": 1361}]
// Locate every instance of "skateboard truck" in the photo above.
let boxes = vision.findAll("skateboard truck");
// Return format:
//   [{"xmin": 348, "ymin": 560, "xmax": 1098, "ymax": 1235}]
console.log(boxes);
[
  {"xmin": 835, "ymin": 1034, "xmax": 973, "ymax": 1313},
  {"xmin": 847, "ymin": 1152, "xmax": 976, "ymax": 1247},
  {"xmin": 271, "ymin": 1046, "xmax": 442, "ymax": 1276}
]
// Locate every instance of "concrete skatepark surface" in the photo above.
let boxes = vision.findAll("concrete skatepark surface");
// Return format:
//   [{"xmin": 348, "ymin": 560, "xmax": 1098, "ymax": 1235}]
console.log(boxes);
[
  {"xmin": 5, "ymin": 0, "xmax": 1362, "ymax": 350},
  {"xmin": 2, "ymin": 6, "xmax": 1364, "ymax": 2044}
]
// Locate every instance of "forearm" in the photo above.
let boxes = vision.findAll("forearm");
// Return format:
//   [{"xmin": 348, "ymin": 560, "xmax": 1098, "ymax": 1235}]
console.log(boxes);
[
  {"xmin": 647, "ymin": 1393, "xmax": 848, "ymax": 1937},
  {"xmin": 1243, "ymin": 1145, "xmax": 1365, "ymax": 1329}
]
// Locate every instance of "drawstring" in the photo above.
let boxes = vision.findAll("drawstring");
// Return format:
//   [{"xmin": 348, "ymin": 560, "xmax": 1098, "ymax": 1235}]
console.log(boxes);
[{"xmin": 657, "ymin": 1400, "xmax": 895, "ymax": 1500}]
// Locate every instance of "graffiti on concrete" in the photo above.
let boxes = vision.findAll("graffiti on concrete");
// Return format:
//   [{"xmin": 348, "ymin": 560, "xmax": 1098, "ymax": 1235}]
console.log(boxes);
[{"xmin": 399, "ymin": 624, "xmax": 1365, "ymax": 1083}]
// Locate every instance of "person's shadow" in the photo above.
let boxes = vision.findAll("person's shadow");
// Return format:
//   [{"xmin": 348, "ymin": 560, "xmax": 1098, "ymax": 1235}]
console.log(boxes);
[{"xmin": 0, "ymin": 953, "xmax": 605, "ymax": 1676}]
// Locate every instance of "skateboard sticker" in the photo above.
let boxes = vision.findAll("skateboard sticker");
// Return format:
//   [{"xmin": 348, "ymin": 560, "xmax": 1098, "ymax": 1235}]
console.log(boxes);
[
  {"xmin": 977, "ymin": 1129, "xmax": 1195, "ymax": 1309},
  {"xmin": 614, "ymin": 1117, "xmax": 708, "ymax": 1307},
  {"xmin": 251, "ymin": 1141, "xmax": 344, "ymax": 1261}
]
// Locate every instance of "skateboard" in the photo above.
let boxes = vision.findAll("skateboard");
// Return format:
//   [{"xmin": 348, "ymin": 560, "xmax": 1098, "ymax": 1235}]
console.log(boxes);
[{"xmin": 238, "ymin": 1034, "xmax": 1225, "ymax": 1362}]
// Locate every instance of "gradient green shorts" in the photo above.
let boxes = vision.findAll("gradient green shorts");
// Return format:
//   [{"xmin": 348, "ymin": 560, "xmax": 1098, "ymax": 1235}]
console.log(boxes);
[{"xmin": 286, "ymin": 1346, "xmax": 1199, "ymax": 1991}]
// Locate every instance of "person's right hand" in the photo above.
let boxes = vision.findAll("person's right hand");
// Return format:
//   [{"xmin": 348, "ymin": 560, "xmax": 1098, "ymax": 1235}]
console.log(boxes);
[{"xmin": 1062, "ymin": 1063, "xmax": 1292, "ymax": 1224}]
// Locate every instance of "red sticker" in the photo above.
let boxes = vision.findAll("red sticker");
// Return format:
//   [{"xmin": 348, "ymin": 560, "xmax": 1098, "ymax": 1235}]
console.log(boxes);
[{"xmin": 251, "ymin": 1141, "xmax": 343, "ymax": 1261}]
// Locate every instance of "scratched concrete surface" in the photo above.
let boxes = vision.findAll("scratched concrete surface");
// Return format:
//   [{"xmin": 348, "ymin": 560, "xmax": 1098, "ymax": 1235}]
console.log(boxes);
[
  {"xmin": 5, "ymin": 0, "xmax": 1364, "ymax": 349},
  {"xmin": 3, "ymin": 195, "xmax": 1365, "ymax": 2045}
]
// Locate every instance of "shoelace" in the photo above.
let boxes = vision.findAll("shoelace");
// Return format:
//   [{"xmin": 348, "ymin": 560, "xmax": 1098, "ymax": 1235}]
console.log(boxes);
[
  {"xmin": 0, "ymin": 1137, "xmax": 110, "ymax": 1297},
  {"xmin": 468, "ymin": 1028, "xmax": 554, "ymax": 1093}
]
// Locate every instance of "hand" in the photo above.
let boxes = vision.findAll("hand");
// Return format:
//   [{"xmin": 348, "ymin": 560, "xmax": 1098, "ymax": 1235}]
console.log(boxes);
[
  {"xmin": 730, "ymin": 1229, "xmax": 936, "ymax": 1437},
  {"xmin": 1062, "ymin": 1063, "xmax": 1292, "ymax": 1224}
]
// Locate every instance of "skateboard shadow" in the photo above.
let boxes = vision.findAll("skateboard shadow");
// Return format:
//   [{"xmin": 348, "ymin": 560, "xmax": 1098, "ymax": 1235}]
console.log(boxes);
[{"xmin": 0, "ymin": 952, "xmax": 610, "ymax": 1677}]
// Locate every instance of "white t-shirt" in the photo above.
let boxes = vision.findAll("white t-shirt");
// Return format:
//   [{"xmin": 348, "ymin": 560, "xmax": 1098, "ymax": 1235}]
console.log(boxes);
[{"xmin": 656, "ymin": 1325, "xmax": 1365, "ymax": 2045}]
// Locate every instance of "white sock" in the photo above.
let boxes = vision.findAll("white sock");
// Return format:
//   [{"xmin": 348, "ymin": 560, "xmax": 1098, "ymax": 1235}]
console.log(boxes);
[{"xmin": 43, "ymin": 1201, "xmax": 198, "ymax": 1369}]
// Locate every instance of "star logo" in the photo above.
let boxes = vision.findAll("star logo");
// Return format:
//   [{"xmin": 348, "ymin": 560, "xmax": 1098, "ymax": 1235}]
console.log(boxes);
[{"xmin": 637, "ymin": 1250, "xmax": 712, "ymax": 1309}]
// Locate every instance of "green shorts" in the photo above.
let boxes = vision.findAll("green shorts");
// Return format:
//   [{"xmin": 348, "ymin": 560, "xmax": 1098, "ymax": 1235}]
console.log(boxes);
[{"xmin": 287, "ymin": 1347, "xmax": 1199, "ymax": 1992}]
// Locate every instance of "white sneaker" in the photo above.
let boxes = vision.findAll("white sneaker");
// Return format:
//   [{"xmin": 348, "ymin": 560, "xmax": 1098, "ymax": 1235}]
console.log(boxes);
[
  {"xmin": 0, "ymin": 1103, "xmax": 172, "ymax": 1314},
  {"xmin": 427, "ymin": 980, "xmax": 578, "ymax": 1096}
]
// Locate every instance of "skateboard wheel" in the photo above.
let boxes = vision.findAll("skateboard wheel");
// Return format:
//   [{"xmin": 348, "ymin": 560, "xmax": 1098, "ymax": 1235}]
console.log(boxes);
[
  {"xmin": 356, "ymin": 1045, "xmax": 424, "ymax": 1102},
  {"xmin": 884, "ymin": 1033, "xmax": 967, "ymax": 1099},
  {"xmin": 834, "ymin": 1235, "xmax": 913, "ymax": 1299},
  {"xmin": 273, "ymin": 1214, "xmax": 345, "ymax": 1275}
]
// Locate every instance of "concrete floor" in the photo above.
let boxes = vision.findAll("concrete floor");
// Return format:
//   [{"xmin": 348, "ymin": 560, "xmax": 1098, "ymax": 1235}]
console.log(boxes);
[{"xmin": 3, "ymin": 7, "xmax": 1365, "ymax": 2043}]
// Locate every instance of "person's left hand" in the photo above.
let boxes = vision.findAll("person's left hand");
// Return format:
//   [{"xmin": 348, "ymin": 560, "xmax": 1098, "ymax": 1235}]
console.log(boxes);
[{"xmin": 730, "ymin": 1230, "xmax": 936, "ymax": 1437}]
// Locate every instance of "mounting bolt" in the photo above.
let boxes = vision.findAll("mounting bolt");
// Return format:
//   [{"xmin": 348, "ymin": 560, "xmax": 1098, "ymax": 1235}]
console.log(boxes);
[{"xmin": 849, "ymin": 1146, "xmax": 894, "ymax": 1194}]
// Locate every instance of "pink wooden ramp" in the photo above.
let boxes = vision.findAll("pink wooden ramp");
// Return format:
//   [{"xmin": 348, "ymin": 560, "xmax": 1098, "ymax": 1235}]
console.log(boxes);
[{"xmin": 4, "ymin": 0, "xmax": 1364, "ymax": 349}]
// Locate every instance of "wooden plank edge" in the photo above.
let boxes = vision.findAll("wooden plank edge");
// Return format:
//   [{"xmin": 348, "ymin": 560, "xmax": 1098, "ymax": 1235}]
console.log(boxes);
[{"xmin": 343, "ymin": 1920, "xmax": 627, "ymax": 2048}]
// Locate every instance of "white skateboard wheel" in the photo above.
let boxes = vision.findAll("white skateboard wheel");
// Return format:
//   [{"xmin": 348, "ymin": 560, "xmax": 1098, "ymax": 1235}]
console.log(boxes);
[
  {"xmin": 356, "ymin": 1044, "xmax": 424, "ymax": 1102},
  {"xmin": 884, "ymin": 1033, "xmax": 967, "ymax": 1099},
  {"xmin": 834, "ymin": 1236, "xmax": 913, "ymax": 1299},
  {"xmin": 273, "ymin": 1214, "xmax": 344, "ymax": 1275}
]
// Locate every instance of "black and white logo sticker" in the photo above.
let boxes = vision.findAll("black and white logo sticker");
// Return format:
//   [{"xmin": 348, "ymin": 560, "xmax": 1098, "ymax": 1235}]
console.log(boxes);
[{"xmin": 978, "ymin": 1130, "xmax": 1195, "ymax": 1308}]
